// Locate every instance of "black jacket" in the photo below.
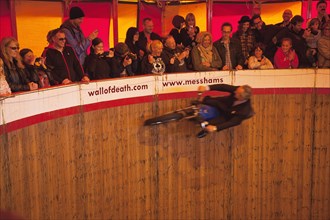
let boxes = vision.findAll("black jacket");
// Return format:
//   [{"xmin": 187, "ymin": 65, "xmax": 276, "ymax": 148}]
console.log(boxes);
[
  {"xmin": 43, "ymin": 45, "xmax": 85, "ymax": 84},
  {"xmin": 84, "ymin": 54, "xmax": 111, "ymax": 80},
  {"xmin": 24, "ymin": 64, "xmax": 56, "ymax": 88},
  {"xmin": 213, "ymin": 38, "xmax": 245, "ymax": 69},
  {"xmin": 169, "ymin": 28, "xmax": 181, "ymax": 45},
  {"xmin": 203, "ymin": 84, "xmax": 253, "ymax": 131},
  {"xmin": 3, "ymin": 59, "xmax": 30, "ymax": 92},
  {"xmin": 140, "ymin": 55, "xmax": 165, "ymax": 74},
  {"xmin": 180, "ymin": 26, "xmax": 200, "ymax": 48},
  {"xmin": 109, "ymin": 56, "xmax": 138, "ymax": 78},
  {"xmin": 162, "ymin": 47, "xmax": 188, "ymax": 73},
  {"xmin": 137, "ymin": 31, "xmax": 162, "ymax": 54}
]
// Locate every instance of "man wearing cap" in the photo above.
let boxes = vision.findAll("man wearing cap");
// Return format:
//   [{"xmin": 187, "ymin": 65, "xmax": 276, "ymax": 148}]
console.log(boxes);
[{"xmin": 60, "ymin": 6, "xmax": 98, "ymax": 65}]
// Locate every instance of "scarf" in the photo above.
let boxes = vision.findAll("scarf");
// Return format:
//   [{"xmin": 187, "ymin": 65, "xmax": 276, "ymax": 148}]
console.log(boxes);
[{"xmin": 197, "ymin": 44, "xmax": 213, "ymax": 64}]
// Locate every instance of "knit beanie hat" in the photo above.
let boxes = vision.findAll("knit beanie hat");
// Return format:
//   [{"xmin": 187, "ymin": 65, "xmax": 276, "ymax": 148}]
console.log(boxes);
[
  {"xmin": 70, "ymin": 7, "xmax": 85, "ymax": 19},
  {"xmin": 19, "ymin": 48, "xmax": 33, "ymax": 58}
]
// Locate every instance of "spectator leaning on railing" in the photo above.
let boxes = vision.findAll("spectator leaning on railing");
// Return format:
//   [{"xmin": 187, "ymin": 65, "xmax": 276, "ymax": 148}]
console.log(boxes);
[
  {"xmin": 0, "ymin": 37, "xmax": 38, "ymax": 92},
  {"xmin": 317, "ymin": 21, "xmax": 330, "ymax": 68},
  {"xmin": 43, "ymin": 28, "xmax": 90, "ymax": 85},
  {"xmin": 0, "ymin": 57, "xmax": 12, "ymax": 96}
]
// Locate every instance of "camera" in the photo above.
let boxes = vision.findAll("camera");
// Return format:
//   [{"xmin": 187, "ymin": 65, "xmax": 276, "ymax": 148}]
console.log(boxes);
[
  {"xmin": 35, "ymin": 57, "xmax": 42, "ymax": 63},
  {"xmin": 102, "ymin": 51, "xmax": 110, "ymax": 57},
  {"xmin": 125, "ymin": 52, "xmax": 137, "ymax": 60},
  {"xmin": 311, "ymin": 29, "xmax": 318, "ymax": 35}
]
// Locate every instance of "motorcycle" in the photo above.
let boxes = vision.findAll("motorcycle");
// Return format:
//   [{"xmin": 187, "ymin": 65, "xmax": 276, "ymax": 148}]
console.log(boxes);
[{"xmin": 144, "ymin": 92, "xmax": 220, "ymax": 137}]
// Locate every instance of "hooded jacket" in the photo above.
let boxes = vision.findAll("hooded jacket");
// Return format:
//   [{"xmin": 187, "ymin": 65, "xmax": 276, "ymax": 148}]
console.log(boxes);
[
  {"xmin": 43, "ymin": 45, "xmax": 85, "ymax": 84},
  {"xmin": 60, "ymin": 20, "xmax": 91, "ymax": 65}
]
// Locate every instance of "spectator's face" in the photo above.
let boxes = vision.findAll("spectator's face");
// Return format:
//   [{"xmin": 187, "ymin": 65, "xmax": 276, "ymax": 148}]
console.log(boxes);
[
  {"xmin": 253, "ymin": 17, "xmax": 263, "ymax": 30},
  {"xmin": 221, "ymin": 26, "xmax": 232, "ymax": 40},
  {"xmin": 93, "ymin": 42, "xmax": 104, "ymax": 55},
  {"xmin": 323, "ymin": 26, "xmax": 330, "ymax": 37},
  {"xmin": 133, "ymin": 32, "xmax": 139, "ymax": 42},
  {"xmin": 53, "ymin": 32, "xmax": 66, "ymax": 49},
  {"xmin": 254, "ymin": 47, "xmax": 263, "ymax": 58},
  {"xmin": 317, "ymin": 3, "xmax": 327, "ymax": 15},
  {"xmin": 310, "ymin": 21, "xmax": 319, "ymax": 31},
  {"xmin": 283, "ymin": 10, "xmax": 293, "ymax": 22},
  {"xmin": 72, "ymin": 17, "xmax": 84, "ymax": 26},
  {"xmin": 242, "ymin": 22, "xmax": 250, "ymax": 32},
  {"xmin": 165, "ymin": 37, "xmax": 176, "ymax": 50},
  {"xmin": 22, "ymin": 51, "xmax": 35, "ymax": 65},
  {"xmin": 281, "ymin": 40, "xmax": 292, "ymax": 53},
  {"xmin": 293, "ymin": 22, "xmax": 303, "ymax": 33},
  {"xmin": 151, "ymin": 43, "xmax": 163, "ymax": 57},
  {"xmin": 201, "ymin": 35, "xmax": 211, "ymax": 48},
  {"xmin": 143, "ymin": 20, "xmax": 154, "ymax": 34},
  {"xmin": 186, "ymin": 17, "xmax": 195, "ymax": 27},
  {"xmin": 6, "ymin": 41, "xmax": 19, "ymax": 59}
]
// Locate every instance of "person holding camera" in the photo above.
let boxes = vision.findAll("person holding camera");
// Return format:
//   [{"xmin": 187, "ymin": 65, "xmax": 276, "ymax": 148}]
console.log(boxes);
[
  {"xmin": 20, "ymin": 48, "xmax": 56, "ymax": 88},
  {"xmin": 109, "ymin": 42, "xmax": 138, "ymax": 78},
  {"xmin": 84, "ymin": 38, "xmax": 113, "ymax": 80},
  {"xmin": 0, "ymin": 37, "xmax": 38, "ymax": 92},
  {"xmin": 162, "ymin": 35, "xmax": 190, "ymax": 73}
]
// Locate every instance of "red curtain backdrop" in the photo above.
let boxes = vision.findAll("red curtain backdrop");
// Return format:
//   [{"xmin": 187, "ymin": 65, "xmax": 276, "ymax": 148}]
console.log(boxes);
[
  {"xmin": 63, "ymin": 2, "xmax": 112, "ymax": 50},
  {"xmin": 138, "ymin": 2, "xmax": 162, "ymax": 36},
  {"xmin": 0, "ymin": 0, "xmax": 13, "ymax": 39},
  {"xmin": 212, "ymin": 3, "xmax": 252, "ymax": 41}
]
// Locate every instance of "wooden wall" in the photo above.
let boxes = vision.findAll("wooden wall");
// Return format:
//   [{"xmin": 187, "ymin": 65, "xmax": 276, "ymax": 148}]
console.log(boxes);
[{"xmin": 0, "ymin": 93, "xmax": 329, "ymax": 220}]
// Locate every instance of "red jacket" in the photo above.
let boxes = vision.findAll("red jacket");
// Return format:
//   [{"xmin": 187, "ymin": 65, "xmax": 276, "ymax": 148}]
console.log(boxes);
[{"xmin": 274, "ymin": 48, "xmax": 299, "ymax": 69}]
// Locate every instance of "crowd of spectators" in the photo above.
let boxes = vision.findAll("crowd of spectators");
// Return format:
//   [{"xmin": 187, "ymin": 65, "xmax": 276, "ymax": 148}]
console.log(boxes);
[{"xmin": 0, "ymin": 0, "xmax": 329, "ymax": 96}]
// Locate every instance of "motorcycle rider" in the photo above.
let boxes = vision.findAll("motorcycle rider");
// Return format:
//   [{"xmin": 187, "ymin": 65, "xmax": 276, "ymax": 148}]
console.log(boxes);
[{"xmin": 197, "ymin": 84, "xmax": 254, "ymax": 138}]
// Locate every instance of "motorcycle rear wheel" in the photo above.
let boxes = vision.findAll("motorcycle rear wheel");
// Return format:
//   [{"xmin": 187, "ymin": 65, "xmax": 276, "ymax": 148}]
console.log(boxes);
[{"xmin": 144, "ymin": 112, "xmax": 184, "ymax": 126}]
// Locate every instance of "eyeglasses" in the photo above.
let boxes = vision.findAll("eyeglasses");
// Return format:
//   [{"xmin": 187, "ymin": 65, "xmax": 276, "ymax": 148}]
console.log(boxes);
[
  {"xmin": 58, "ymin": 38, "xmax": 66, "ymax": 41},
  {"xmin": 9, "ymin": 46, "xmax": 19, "ymax": 50}
]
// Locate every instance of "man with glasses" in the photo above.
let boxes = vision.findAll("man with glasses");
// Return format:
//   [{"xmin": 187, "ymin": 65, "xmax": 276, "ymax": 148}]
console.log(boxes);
[
  {"xmin": 43, "ymin": 28, "xmax": 90, "ymax": 85},
  {"xmin": 214, "ymin": 22, "xmax": 244, "ymax": 71}
]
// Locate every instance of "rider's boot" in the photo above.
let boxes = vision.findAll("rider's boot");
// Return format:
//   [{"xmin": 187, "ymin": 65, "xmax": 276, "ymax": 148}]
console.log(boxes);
[{"xmin": 197, "ymin": 130, "xmax": 208, "ymax": 138}]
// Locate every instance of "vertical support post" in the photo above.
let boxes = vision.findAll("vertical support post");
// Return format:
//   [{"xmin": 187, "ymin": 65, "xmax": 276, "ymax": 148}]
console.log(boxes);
[
  {"xmin": 207, "ymin": 0, "xmax": 213, "ymax": 33},
  {"xmin": 10, "ymin": 0, "xmax": 17, "ymax": 39},
  {"xmin": 137, "ymin": 0, "xmax": 141, "ymax": 30},
  {"xmin": 307, "ymin": 0, "xmax": 312, "ymax": 19},
  {"xmin": 112, "ymin": 0, "xmax": 119, "ymax": 46},
  {"xmin": 161, "ymin": 1, "xmax": 165, "ymax": 36}
]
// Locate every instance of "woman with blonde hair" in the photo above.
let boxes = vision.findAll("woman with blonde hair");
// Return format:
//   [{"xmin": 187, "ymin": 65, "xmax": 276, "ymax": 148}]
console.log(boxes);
[
  {"xmin": 0, "ymin": 37, "xmax": 38, "ymax": 92},
  {"xmin": 141, "ymin": 40, "xmax": 165, "ymax": 74},
  {"xmin": 191, "ymin": 32, "xmax": 222, "ymax": 71},
  {"xmin": 180, "ymin": 13, "xmax": 200, "ymax": 48}
]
